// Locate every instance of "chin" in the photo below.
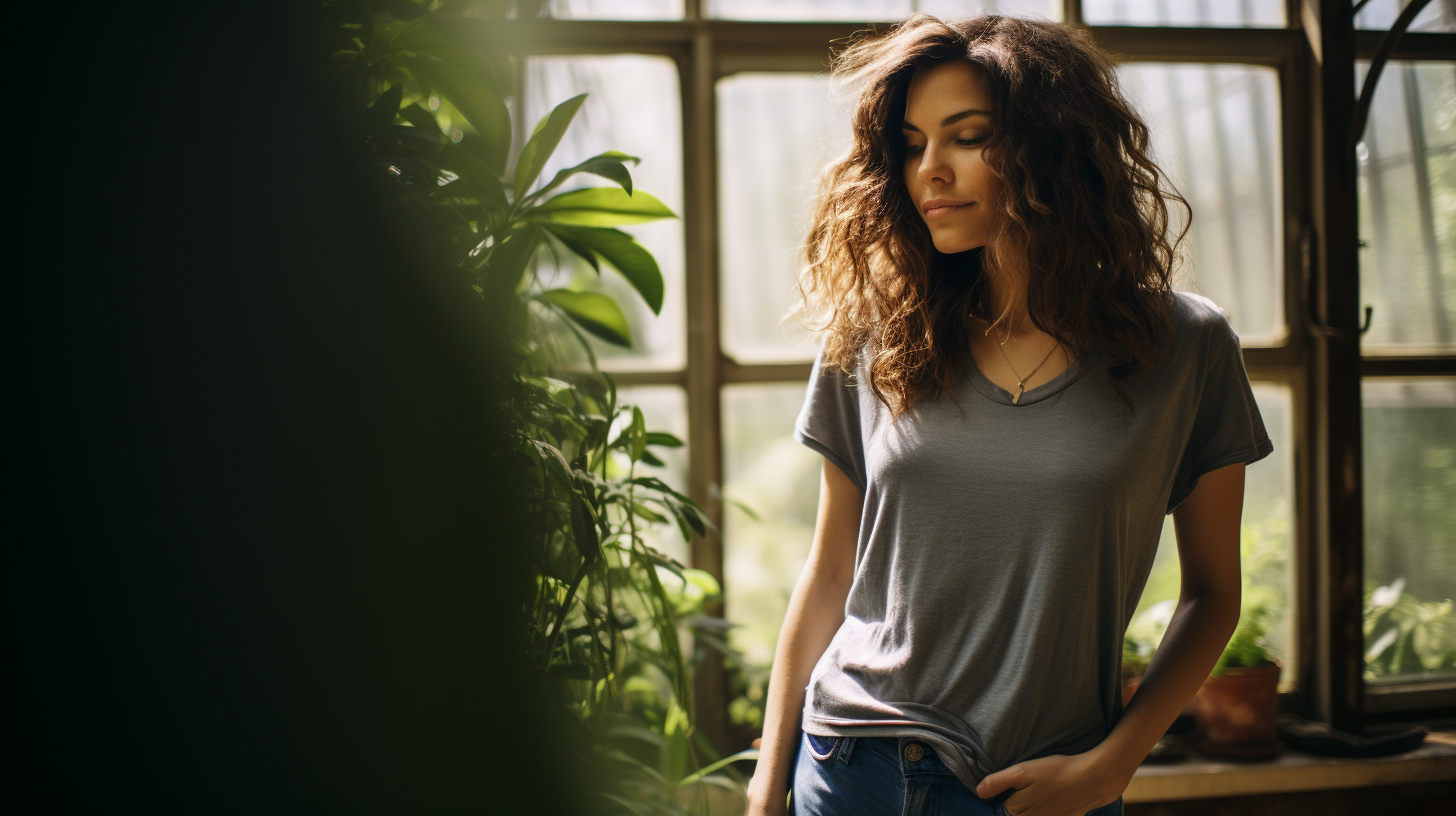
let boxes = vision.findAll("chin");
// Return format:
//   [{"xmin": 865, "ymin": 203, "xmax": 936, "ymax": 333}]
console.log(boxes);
[{"xmin": 929, "ymin": 231, "xmax": 987, "ymax": 255}]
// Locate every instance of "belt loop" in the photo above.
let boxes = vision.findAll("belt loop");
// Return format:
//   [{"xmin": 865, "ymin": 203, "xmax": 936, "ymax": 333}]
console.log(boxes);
[{"xmin": 837, "ymin": 736, "xmax": 857, "ymax": 763}]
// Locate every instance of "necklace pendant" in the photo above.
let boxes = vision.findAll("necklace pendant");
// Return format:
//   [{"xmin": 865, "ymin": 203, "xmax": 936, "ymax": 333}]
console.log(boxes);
[{"xmin": 1013, "ymin": 386, "xmax": 1024, "ymax": 405}]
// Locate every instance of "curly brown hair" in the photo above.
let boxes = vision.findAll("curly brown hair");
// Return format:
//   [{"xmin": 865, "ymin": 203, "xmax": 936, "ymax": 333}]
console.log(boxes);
[{"xmin": 791, "ymin": 13, "xmax": 1189, "ymax": 418}]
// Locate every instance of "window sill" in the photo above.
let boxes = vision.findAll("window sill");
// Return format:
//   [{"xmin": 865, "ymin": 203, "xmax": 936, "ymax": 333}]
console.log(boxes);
[{"xmin": 1124, "ymin": 731, "xmax": 1456, "ymax": 803}]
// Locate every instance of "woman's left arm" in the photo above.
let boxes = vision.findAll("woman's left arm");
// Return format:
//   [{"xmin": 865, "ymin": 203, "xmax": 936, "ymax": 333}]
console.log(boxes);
[
  {"xmin": 976, "ymin": 462, "xmax": 1246, "ymax": 815},
  {"xmin": 1092, "ymin": 460, "xmax": 1247, "ymax": 779}
]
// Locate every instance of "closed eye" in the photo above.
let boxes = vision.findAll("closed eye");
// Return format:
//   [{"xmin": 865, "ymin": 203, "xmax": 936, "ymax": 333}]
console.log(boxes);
[{"xmin": 904, "ymin": 136, "xmax": 989, "ymax": 154}]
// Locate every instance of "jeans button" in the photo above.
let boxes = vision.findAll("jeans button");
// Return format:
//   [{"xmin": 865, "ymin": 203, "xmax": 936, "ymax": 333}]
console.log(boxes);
[{"xmin": 904, "ymin": 743, "xmax": 924, "ymax": 762}]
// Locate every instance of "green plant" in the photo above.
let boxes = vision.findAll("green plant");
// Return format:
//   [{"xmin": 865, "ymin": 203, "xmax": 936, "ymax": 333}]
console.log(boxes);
[
  {"xmin": 1212, "ymin": 589, "xmax": 1280, "ymax": 675},
  {"xmin": 1202, "ymin": 515, "xmax": 1286, "ymax": 676},
  {"xmin": 1125, "ymin": 598, "xmax": 1176, "ymax": 664},
  {"xmin": 324, "ymin": 2, "xmax": 759, "ymax": 812},
  {"xmin": 1363, "ymin": 577, "xmax": 1456, "ymax": 681}
]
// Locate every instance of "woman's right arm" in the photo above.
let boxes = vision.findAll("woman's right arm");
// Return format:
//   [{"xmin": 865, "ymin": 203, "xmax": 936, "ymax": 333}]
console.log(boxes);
[{"xmin": 745, "ymin": 458, "xmax": 862, "ymax": 816}]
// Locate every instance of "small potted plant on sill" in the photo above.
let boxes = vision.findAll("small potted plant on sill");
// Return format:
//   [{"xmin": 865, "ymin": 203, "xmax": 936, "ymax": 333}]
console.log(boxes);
[
  {"xmin": 1121, "ymin": 646, "xmax": 1150, "ymax": 708},
  {"xmin": 1191, "ymin": 589, "xmax": 1283, "ymax": 760},
  {"xmin": 1123, "ymin": 601, "xmax": 1197, "ymax": 764},
  {"xmin": 1121, "ymin": 599, "xmax": 1174, "ymax": 708}
]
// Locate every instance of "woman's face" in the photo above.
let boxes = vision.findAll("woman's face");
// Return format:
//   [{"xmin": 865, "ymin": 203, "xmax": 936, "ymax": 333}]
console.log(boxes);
[{"xmin": 901, "ymin": 60, "xmax": 1002, "ymax": 254}]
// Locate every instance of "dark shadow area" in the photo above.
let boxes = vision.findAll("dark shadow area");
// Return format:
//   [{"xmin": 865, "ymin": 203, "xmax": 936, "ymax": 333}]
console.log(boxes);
[
  {"xmin": 13, "ymin": 3, "xmax": 581, "ymax": 812},
  {"xmin": 1127, "ymin": 780, "xmax": 1456, "ymax": 816}
]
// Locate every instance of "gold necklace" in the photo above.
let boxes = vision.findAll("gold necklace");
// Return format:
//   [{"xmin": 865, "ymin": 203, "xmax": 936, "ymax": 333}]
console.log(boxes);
[{"xmin": 989, "ymin": 325, "xmax": 1060, "ymax": 405}]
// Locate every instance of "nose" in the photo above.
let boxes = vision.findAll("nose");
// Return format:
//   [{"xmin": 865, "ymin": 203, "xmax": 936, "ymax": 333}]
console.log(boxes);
[{"xmin": 916, "ymin": 141, "xmax": 953, "ymax": 186}]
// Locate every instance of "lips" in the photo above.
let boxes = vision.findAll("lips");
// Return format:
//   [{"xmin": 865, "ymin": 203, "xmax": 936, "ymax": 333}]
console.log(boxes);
[{"xmin": 922, "ymin": 199, "xmax": 971, "ymax": 217}]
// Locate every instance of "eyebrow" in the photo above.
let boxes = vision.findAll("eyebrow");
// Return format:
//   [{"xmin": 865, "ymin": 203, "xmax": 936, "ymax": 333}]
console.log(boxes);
[{"xmin": 901, "ymin": 109, "xmax": 992, "ymax": 131}]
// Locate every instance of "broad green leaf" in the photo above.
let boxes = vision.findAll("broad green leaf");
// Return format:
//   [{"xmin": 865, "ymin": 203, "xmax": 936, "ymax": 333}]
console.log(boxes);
[
  {"xmin": 539, "ymin": 223, "xmax": 663, "ymax": 315},
  {"xmin": 629, "ymin": 406, "xmax": 647, "ymax": 462},
  {"xmin": 724, "ymin": 495, "xmax": 761, "ymax": 523},
  {"xmin": 540, "ymin": 289, "xmax": 631, "ymax": 347},
  {"xmin": 385, "ymin": 124, "xmax": 442, "ymax": 148},
  {"xmin": 645, "ymin": 431, "xmax": 683, "ymax": 448},
  {"xmin": 568, "ymin": 491, "xmax": 600, "ymax": 565},
  {"xmin": 530, "ymin": 439, "xmax": 574, "ymax": 491},
  {"xmin": 392, "ymin": 21, "xmax": 504, "ymax": 94},
  {"xmin": 682, "ymin": 568, "xmax": 720, "ymax": 599},
  {"xmin": 676, "ymin": 749, "xmax": 761, "ymax": 788},
  {"xmin": 528, "ymin": 186, "xmax": 676, "ymax": 225},
  {"xmin": 401, "ymin": 54, "xmax": 510, "ymax": 172},
  {"xmin": 546, "ymin": 662, "xmax": 592, "ymax": 680},
  {"xmin": 433, "ymin": 179, "xmax": 480, "ymax": 203},
  {"xmin": 396, "ymin": 102, "xmax": 444, "ymax": 141},
  {"xmin": 547, "ymin": 227, "xmax": 600, "ymax": 274},
  {"xmin": 513, "ymin": 94, "xmax": 587, "ymax": 202},
  {"xmin": 483, "ymin": 224, "xmax": 540, "ymax": 300},
  {"xmin": 611, "ymin": 406, "xmax": 649, "ymax": 462},
  {"xmin": 631, "ymin": 501, "xmax": 668, "ymax": 524},
  {"xmin": 367, "ymin": 83, "xmax": 404, "ymax": 129},
  {"xmin": 530, "ymin": 151, "xmax": 639, "ymax": 204},
  {"xmin": 438, "ymin": 143, "xmax": 507, "ymax": 210}
]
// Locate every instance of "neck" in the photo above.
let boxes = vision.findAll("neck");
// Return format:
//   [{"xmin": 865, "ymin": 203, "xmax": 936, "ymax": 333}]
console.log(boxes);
[{"xmin": 979, "ymin": 256, "xmax": 1032, "ymax": 336}]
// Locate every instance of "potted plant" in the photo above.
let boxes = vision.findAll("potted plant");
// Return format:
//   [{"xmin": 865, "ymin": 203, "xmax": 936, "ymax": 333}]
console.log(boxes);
[
  {"xmin": 1121, "ymin": 646, "xmax": 1150, "ymax": 708},
  {"xmin": 1121, "ymin": 599, "xmax": 1174, "ymax": 708},
  {"xmin": 1191, "ymin": 589, "xmax": 1283, "ymax": 758},
  {"xmin": 1122, "ymin": 600, "xmax": 1198, "ymax": 764}
]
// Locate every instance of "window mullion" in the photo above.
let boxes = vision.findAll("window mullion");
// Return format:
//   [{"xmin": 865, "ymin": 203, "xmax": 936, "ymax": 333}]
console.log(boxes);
[
  {"xmin": 1301, "ymin": 0, "xmax": 1368, "ymax": 736},
  {"xmin": 682, "ymin": 19, "xmax": 731, "ymax": 754}
]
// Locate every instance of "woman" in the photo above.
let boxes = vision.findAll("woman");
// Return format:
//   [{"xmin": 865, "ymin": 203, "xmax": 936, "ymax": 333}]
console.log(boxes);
[{"xmin": 745, "ymin": 14, "xmax": 1273, "ymax": 816}]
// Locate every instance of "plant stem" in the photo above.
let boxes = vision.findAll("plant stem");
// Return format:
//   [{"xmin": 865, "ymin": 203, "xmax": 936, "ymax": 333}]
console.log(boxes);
[{"xmin": 543, "ymin": 559, "xmax": 591, "ymax": 678}]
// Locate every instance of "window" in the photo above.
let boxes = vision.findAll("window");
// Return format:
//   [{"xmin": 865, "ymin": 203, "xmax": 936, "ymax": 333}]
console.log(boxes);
[{"xmin": 500, "ymin": 0, "xmax": 1456, "ymax": 748}]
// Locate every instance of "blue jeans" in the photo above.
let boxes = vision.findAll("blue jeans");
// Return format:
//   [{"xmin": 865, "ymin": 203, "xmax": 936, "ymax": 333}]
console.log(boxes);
[{"xmin": 790, "ymin": 729, "xmax": 1124, "ymax": 816}]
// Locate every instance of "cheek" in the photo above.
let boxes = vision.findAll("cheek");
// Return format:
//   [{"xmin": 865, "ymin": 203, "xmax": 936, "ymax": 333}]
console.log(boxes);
[
  {"xmin": 972, "ymin": 153, "xmax": 1002, "ymax": 193},
  {"xmin": 902, "ymin": 159, "xmax": 921, "ymax": 192},
  {"xmin": 960, "ymin": 153, "xmax": 993, "ymax": 186}
]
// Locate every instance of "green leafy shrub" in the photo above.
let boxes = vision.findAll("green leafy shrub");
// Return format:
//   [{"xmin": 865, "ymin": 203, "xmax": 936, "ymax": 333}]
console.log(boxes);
[
  {"xmin": 324, "ymin": 2, "xmax": 759, "ymax": 812},
  {"xmin": 1364, "ymin": 577, "xmax": 1456, "ymax": 681},
  {"xmin": 1212, "ymin": 588, "xmax": 1280, "ymax": 675}
]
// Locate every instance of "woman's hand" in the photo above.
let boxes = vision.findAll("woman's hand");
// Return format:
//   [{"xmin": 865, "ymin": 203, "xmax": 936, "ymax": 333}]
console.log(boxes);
[
  {"xmin": 974, "ymin": 751, "xmax": 1128, "ymax": 816},
  {"xmin": 744, "ymin": 737, "xmax": 789, "ymax": 816},
  {"xmin": 744, "ymin": 774, "xmax": 788, "ymax": 816}
]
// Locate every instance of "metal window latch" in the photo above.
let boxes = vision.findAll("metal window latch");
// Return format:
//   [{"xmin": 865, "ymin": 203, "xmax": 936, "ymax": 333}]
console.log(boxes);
[{"xmin": 1300, "ymin": 226, "xmax": 1374, "ymax": 340}]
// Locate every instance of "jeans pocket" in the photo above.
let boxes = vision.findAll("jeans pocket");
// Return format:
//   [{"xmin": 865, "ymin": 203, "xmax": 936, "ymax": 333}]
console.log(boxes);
[{"xmin": 805, "ymin": 732, "xmax": 838, "ymax": 761}]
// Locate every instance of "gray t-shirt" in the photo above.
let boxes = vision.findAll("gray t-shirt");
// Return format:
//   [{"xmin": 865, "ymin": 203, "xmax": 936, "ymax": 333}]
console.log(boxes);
[{"xmin": 792, "ymin": 290, "xmax": 1273, "ymax": 791}]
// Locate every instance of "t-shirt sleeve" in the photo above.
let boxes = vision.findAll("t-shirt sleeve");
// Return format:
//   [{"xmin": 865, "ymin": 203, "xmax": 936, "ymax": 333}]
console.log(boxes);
[
  {"xmin": 1166, "ymin": 316, "xmax": 1275, "ymax": 514},
  {"xmin": 793, "ymin": 343, "xmax": 867, "ymax": 494}
]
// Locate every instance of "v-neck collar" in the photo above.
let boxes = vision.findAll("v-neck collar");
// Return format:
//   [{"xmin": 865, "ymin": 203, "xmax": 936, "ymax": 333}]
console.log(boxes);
[{"xmin": 965, "ymin": 352, "xmax": 1096, "ymax": 407}]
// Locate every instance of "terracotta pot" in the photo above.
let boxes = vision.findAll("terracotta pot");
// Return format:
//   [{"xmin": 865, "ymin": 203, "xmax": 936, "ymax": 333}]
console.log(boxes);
[
  {"xmin": 1192, "ymin": 659, "xmax": 1282, "ymax": 744},
  {"xmin": 1121, "ymin": 677, "xmax": 1140, "ymax": 708}
]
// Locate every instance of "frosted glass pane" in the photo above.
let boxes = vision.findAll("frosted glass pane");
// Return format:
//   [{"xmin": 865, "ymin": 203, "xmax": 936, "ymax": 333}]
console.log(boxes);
[
  {"xmin": 1129, "ymin": 384, "xmax": 1296, "ymax": 687},
  {"xmin": 614, "ymin": 385, "xmax": 691, "ymax": 566},
  {"xmin": 524, "ymin": 56, "xmax": 685, "ymax": 370},
  {"xmin": 1083, "ymin": 0, "xmax": 1284, "ymax": 27},
  {"xmin": 1362, "ymin": 378, "xmax": 1456, "ymax": 685},
  {"xmin": 1357, "ymin": 61, "xmax": 1456, "ymax": 350},
  {"xmin": 1355, "ymin": 0, "xmax": 1455, "ymax": 33},
  {"xmin": 709, "ymin": 0, "xmax": 1060, "ymax": 21},
  {"xmin": 718, "ymin": 74, "xmax": 852, "ymax": 363},
  {"xmin": 721, "ymin": 383, "xmax": 825, "ymax": 668},
  {"xmin": 910, "ymin": 0, "xmax": 1062, "ymax": 21},
  {"xmin": 1118, "ymin": 63, "xmax": 1284, "ymax": 342},
  {"xmin": 542, "ymin": 0, "xmax": 684, "ymax": 19}
]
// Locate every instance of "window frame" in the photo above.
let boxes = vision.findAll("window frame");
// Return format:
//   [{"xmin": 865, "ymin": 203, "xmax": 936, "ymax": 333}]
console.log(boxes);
[{"xmin": 471, "ymin": 0, "xmax": 1456, "ymax": 751}]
